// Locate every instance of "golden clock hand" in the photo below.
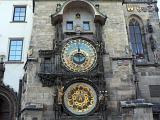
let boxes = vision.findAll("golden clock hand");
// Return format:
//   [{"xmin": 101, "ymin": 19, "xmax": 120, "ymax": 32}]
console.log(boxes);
[{"xmin": 78, "ymin": 43, "xmax": 80, "ymax": 52}]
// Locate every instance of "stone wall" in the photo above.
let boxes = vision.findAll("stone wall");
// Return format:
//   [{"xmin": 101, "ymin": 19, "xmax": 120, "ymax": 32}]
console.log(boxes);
[
  {"xmin": 20, "ymin": 0, "xmax": 160, "ymax": 120},
  {"xmin": 100, "ymin": 2, "xmax": 129, "ymax": 58},
  {"xmin": 138, "ymin": 66, "xmax": 160, "ymax": 103},
  {"xmin": 21, "ymin": 1, "xmax": 59, "ymax": 119},
  {"xmin": 122, "ymin": 107, "xmax": 153, "ymax": 120}
]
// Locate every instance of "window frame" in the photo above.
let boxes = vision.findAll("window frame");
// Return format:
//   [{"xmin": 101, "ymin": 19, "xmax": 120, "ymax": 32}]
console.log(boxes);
[
  {"xmin": 66, "ymin": 21, "xmax": 73, "ymax": 30},
  {"xmin": 8, "ymin": 38, "xmax": 23, "ymax": 61},
  {"xmin": 83, "ymin": 21, "xmax": 90, "ymax": 31},
  {"xmin": 12, "ymin": 5, "xmax": 27, "ymax": 22},
  {"xmin": 128, "ymin": 18, "xmax": 146, "ymax": 59}
]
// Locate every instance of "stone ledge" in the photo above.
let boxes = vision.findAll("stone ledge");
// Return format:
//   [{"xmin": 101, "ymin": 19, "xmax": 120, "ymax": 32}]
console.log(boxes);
[
  {"xmin": 5, "ymin": 61, "xmax": 24, "ymax": 64},
  {"xmin": 136, "ymin": 63, "xmax": 160, "ymax": 67},
  {"xmin": 120, "ymin": 99, "xmax": 153, "ymax": 108},
  {"xmin": 21, "ymin": 102, "xmax": 44, "ymax": 112}
]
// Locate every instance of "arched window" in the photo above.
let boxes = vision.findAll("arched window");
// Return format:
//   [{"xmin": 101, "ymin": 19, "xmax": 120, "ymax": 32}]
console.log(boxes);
[{"xmin": 129, "ymin": 18, "xmax": 144, "ymax": 58}]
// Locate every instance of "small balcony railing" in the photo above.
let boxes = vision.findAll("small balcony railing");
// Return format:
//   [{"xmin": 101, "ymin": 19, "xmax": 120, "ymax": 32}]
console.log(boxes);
[
  {"xmin": 38, "ymin": 62, "xmax": 103, "ymax": 86},
  {"xmin": 39, "ymin": 62, "xmax": 102, "ymax": 78},
  {"xmin": 39, "ymin": 62, "xmax": 60, "ymax": 74}
]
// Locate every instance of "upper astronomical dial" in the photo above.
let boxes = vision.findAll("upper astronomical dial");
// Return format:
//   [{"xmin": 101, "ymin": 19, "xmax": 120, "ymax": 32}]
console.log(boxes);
[{"xmin": 61, "ymin": 39, "xmax": 97, "ymax": 72}]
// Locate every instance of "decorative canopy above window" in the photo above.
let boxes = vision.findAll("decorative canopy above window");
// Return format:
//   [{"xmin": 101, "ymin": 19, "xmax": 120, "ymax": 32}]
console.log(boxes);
[{"xmin": 51, "ymin": 0, "xmax": 107, "ymax": 25}]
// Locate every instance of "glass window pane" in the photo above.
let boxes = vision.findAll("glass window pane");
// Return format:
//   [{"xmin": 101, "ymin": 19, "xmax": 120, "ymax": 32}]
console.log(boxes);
[
  {"xmin": 136, "ymin": 35, "xmax": 143, "ymax": 54},
  {"xmin": 130, "ymin": 32, "xmax": 135, "ymax": 44},
  {"xmin": 13, "ymin": 7, "xmax": 26, "ymax": 22},
  {"xmin": 66, "ymin": 21, "xmax": 73, "ymax": 30},
  {"xmin": 15, "ymin": 8, "xmax": 21, "ymax": 12},
  {"xmin": 10, "ymin": 51, "xmax": 16, "ymax": 56},
  {"xmin": 131, "ymin": 43, "xmax": 137, "ymax": 54},
  {"xmin": 11, "ymin": 41, "xmax": 17, "ymax": 45},
  {"xmin": 15, "ymin": 11, "xmax": 20, "ymax": 14},
  {"xmin": 14, "ymin": 17, "xmax": 20, "ymax": 21},
  {"xmin": 138, "ymin": 44, "xmax": 144, "ymax": 54},
  {"xmin": 14, "ymin": 12, "xmax": 20, "ymax": 17},
  {"xmin": 17, "ymin": 41, "xmax": 23, "ymax": 45},
  {"xmin": 20, "ymin": 8, "xmax": 26, "ymax": 12},
  {"xmin": 16, "ymin": 46, "xmax": 22, "ymax": 50},
  {"xmin": 15, "ymin": 56, "xmax": 21, "ymax": 60},
  {"xmin": 138, "ymin": 44, "xmax": 143, "ymax": 52},
  {"xmin": 83, "ymin": 22, "xmax": 90, "ymax": 31},
  {"xmin": 129, "ymin": 26, "xmax": 134, "ymax": 33},
  {"xmin": 9, "ymin": 56, "xmax": 16, "ymax": 60},
  {"xmin": 134, "ymin": 26, "xmax": 141, "ymax": 34},
  {"xmin": 20, "ymin": 12, "xmax": 25, "ymax": 17},
  {"xmin": 19, "ymin": 17, "xmax": 25, "ymax": 21},
  {"xmin": 8, "ymin": 40, "xmax": 23, "ymax": 61},
  {"xmin": 136, "ymin": 34, "xmax": 142, "ymax": 44},
  {"xmin": 16, "ymin": 51, "xmax": 22, "ymax": 56},
  {"xmin": 10, "ymin": 46, "xmax": 17, "ymax": 50},
  {"xmin": 129, "ymin": 19, "xmax": 144, "ymax": 56}
]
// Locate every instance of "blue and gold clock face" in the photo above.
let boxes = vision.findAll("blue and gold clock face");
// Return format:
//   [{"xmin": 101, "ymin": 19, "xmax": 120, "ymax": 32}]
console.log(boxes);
[{"xmin": 61, "ymin": 39, "xmax": 97, "ymax": 72}]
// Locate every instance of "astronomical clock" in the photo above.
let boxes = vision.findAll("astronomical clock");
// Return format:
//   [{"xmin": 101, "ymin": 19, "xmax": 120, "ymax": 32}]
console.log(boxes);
[
  {"xmin": 63, "ymin": 80, "xmax": 98, "ymax": 116},
  {"xmin": 61, "ymin": 38, "xmax": 97, "ymax": 73},
  {"xmin": 38, "ymin": 0, "xmax": 107, "ymax": 119},
  {"xmin": 60, "ymin": 38, "xmax": 101, "ymax": 117}
]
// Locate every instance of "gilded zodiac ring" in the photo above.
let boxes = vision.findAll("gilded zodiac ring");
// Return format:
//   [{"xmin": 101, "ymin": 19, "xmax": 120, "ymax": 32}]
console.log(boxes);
[{"xmin": 63, "ymin": 82, "xmax": 98, "ymax": 115}]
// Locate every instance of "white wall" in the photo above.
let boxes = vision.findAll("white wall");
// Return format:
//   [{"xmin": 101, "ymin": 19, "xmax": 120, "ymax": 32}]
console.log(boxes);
[
  {"xmin": 158, "ymin": 0, "xmax": 160, "ymax": 18},
  {"xmin": 0, "ymin": 0, "xmax": 33, "ymax": 91}
]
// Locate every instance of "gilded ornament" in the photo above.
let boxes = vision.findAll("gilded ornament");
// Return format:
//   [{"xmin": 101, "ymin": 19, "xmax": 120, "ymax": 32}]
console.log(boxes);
[{"xmin": 63, "ymin": 82, "xmax": 97, "ymax": 115}]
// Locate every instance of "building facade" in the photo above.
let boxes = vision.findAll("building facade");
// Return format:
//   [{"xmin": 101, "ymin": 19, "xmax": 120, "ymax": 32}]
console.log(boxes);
[
  {"xmin": 19, "ymin": 0, "xmax": 160, "ymax": 120},
  {"xmin": 0, "ymin": 0, "xmax": 33, "ymax": 120},
  {"xmin": 0, "ymin": 0, "xmax": 33, "ymax": 91}
]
